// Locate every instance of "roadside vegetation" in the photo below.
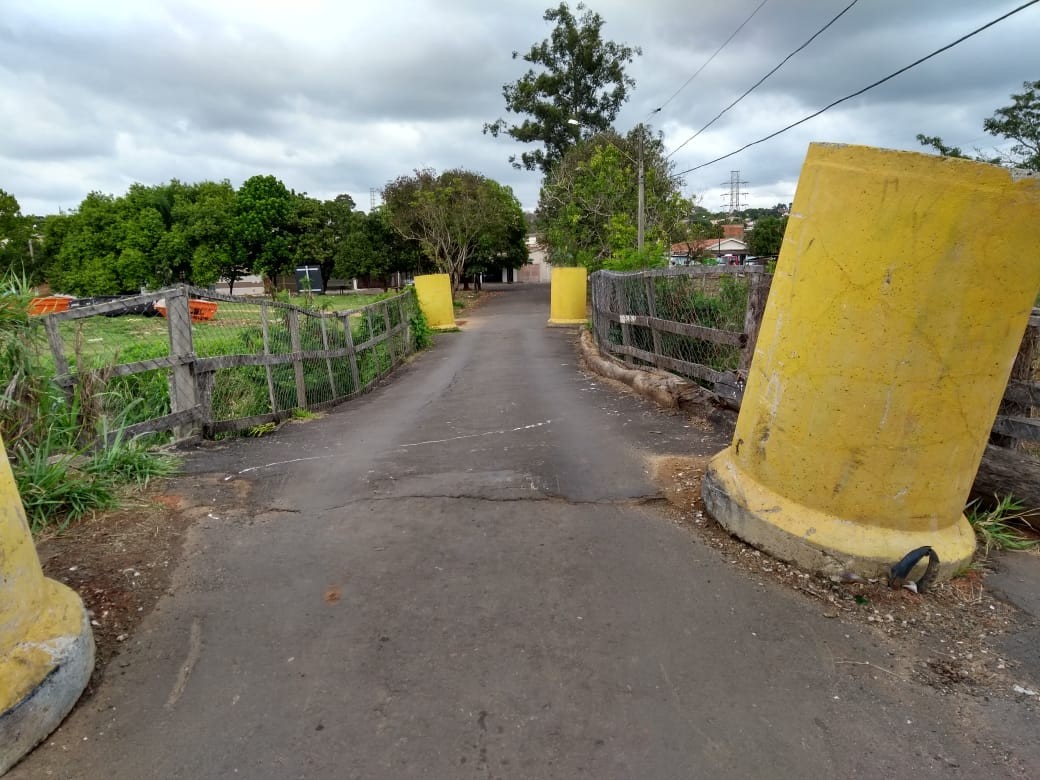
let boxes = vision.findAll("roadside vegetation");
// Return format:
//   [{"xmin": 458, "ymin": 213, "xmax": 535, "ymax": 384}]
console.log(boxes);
[
  {"xmin": 1, "ymin": 275, "xmax": 434, "ymax": 533},
  {"xmin": 0, "ymin": 275, "xmax": 179, "ymax": 532},
  {"xmin": 968, "ymin": 494, "xmax": 1039, "ymax": 556}
]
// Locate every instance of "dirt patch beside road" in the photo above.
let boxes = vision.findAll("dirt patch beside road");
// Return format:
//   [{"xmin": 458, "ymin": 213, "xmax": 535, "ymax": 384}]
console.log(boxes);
[
  {"xmin": 649, "ymin": 454, "xmax": 1040, "ymax": 702},
  {"xmin": 34, "ymin": 492, "xmax": 194, "ymax": 696}
]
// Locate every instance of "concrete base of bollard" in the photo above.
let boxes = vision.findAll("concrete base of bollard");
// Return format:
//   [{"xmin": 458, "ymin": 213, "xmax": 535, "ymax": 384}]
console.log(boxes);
[
  {"xmin": 702, "ymin": 450, "xmax": 975, "ymax": 582},
  {"xmin": 0, "ymin": 582, "xmax": 95, "ymax": 776}
]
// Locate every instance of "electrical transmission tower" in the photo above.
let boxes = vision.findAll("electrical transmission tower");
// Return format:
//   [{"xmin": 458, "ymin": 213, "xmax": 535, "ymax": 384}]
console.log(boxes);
[
  {"xmin": 720, "ymin": 170, "xmax": 749, "ymax": 217},
  {"xmin": 370, "ymin": 187, "xmax": 378, "ymax": 211}
]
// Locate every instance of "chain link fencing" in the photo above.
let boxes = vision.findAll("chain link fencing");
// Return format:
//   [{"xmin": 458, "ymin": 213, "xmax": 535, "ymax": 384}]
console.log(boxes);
[
  {"xmin": 35, "ymin": 285, "xmax": 422, "ymax": 441},
  {"xmin": 590, "ymin": 267, "xmax": 771, "ymax": 400}
]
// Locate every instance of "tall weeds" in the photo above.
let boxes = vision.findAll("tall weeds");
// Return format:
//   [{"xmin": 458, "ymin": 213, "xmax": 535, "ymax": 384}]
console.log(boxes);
[{"xmin": 0, "ymin": 274, "xmax": 178, "ymax": 532}]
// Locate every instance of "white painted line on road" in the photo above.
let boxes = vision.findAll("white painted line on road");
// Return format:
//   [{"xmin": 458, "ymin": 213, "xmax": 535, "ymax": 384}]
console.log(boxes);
[
  {"xmin": 399, "ymin": 420, "xmax": 552, "ymax": 449},
  {"xmin": 225, "ymin": 455, "xmax": 336, "ymax": 480}
]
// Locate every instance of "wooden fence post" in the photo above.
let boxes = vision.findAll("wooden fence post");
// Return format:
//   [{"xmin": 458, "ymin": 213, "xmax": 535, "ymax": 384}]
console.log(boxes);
[
  {"xmin": 42, "ymin": 317, "xmax": 74, "ymax": 404},
  {"xmin": 615, "ymin": 276, "xmax": 634, "ymax": 365},
  {"xmin": 992, "ymin": 317, "xmax": 1039, "ymax": 450},
  {"xmin": 383, "ymin": 301, "xmax": 396, "ymax": 366},
  {"xmin": 738, "ymin": 272, "xmax": 771, "ymax": 374},
  {"xmin": 196, "ymin": 370, "xmax": 215, "ymax": 438},
  {"xmin": 260, "ymin": 303, "xmax": 278, "ymax": 413},
  {"xmin": 343, "ymin": 314, "xmax": 362, "ymax": 393},
  {"xmin": 643, "ymin": 273, "xmax": 662, "ymax": 369},
  {"xmin": 319, "ymin": 315, "xmax": 337, "ymax": 399},
  {"xmin": 287, "ymin": 308, "xmax": 308, "ymax": 409},
  {"xmin": 166, "ymin": 287, "xmax": 198, "ymax": 439}
]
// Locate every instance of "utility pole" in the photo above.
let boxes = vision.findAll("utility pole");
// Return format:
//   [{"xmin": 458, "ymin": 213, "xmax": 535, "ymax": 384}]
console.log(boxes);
[
  {"xmin": 637, "ymin": 126, "xmax": 645, "ymax": 252},
  {"xmin": 637, "ymin": 110, "xmax": 660, "ymax": 254}
]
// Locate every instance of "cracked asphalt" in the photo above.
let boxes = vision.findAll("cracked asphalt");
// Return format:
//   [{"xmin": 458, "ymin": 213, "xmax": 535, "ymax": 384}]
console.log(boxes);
[{"xmin": 13, "ymin": 283, "xmax": 1038, "ymax": 778}]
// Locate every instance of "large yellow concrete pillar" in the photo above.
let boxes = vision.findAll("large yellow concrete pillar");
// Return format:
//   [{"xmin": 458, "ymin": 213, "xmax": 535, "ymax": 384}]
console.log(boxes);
[
  {"xmin": 413, "ymin": 273, "xmax": 456, "ymax": 330},
  {"xmin": 0, "ymin": 436, "xmax": 94, "ymax": 773},
  {"xmin": 702, "ymin": 143, "xmax": 1040, "ymax": 579},
  {"xmin": 548, "ymin": 266, "xmax": 588, "ymax": 326}
]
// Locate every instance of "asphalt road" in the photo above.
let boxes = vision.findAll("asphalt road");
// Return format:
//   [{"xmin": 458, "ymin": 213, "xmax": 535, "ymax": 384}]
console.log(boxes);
[{"xmin": 13, "ymin": 283, "xmax": 1037, "ymax": 778}]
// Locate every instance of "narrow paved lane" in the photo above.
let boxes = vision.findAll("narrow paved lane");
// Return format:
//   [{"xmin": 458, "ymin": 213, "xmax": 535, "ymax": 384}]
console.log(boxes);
[{"xmin": 14, "ymin": 284, "xmax": 1033, "ymax": 778}]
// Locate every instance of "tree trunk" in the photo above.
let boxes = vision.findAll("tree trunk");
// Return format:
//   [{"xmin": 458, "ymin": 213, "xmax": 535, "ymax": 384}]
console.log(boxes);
[{"xmin": 973, "ymin": 444, "xmax": 1040, "ymax": 519}]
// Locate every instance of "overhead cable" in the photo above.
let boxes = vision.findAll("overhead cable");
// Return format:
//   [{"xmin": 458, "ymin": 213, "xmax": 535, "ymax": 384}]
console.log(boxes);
[
  {"xmin": 652, "ymin": 0, "xmax": 770, "ymax": 117},
  {"xmin": 673, "ymin": 0, "xmax": 1040, "ymax": 176},
  {"xmin": 668, "ymin": 0, "xmax": 860, "ymax": 159}
]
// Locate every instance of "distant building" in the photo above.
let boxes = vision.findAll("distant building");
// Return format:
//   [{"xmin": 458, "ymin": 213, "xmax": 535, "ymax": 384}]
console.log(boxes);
[{"xmin": 517, "ymin": 234, "xmax": 552, "ymax": 283}]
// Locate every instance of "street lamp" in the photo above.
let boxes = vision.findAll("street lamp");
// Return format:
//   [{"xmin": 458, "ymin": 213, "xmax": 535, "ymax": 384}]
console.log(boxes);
[{"xmin": 567, "ymin": 111, "xmax": 659, "ymax": 252}]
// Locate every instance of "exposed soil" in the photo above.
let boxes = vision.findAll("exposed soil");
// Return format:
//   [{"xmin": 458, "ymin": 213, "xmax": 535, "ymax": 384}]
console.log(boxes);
[
  {"xmin": 34, "ymin": 490, "xmax": 194, "ymax": 697},
  {"xmin": 649, "ymin": 454, "xmax": 1040, "ymax": 702}
]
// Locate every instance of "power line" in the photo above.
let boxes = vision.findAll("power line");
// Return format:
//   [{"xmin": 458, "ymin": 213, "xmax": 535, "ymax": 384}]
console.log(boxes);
[
  {"xmin": 673, "ymin": 0, "xmax": 1040, "ymax": 177},
  {"xmin": 668, "ymin": 0, "xmax": 859, "ymax": 159},
  {"xmin": 652, "ymin": 0, "xmax": 770, "ymax": 117}
]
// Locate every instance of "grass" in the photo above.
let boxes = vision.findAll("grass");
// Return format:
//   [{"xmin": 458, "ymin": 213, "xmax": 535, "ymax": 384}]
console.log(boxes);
[
  {"xmin": 967, "ymin": 494, "xmax": 1039, "ymax": 556},
  {"xmin": 3, "ymin": 282, "xmax": 429, "ymax": 531}
]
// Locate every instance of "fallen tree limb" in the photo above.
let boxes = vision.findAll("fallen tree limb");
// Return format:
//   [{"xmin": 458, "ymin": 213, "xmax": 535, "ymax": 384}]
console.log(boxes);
[
  {"xmin": 973, "ymin": 444, "xmax": 1040, "ymax": 519},
  {"xmin": 578, "ymin": 330, "xmax": 736, "ymax": 416}
]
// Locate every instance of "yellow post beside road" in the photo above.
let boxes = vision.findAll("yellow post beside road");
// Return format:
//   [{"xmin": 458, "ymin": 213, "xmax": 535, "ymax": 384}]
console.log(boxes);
[
  {"xmin": 548, "ymin": 266, "xmax": 588, "ymax": 326},
  {"xmin": 703, "ymin": 143, "xmax": 1040, "ymax": 580},
  {"xmin": 413, "ymin": 273, "xmax": 456, "ymax": 330},
  {"xmin": 0, "ymin": 435, "xmax": 94, "ymax": 774}
]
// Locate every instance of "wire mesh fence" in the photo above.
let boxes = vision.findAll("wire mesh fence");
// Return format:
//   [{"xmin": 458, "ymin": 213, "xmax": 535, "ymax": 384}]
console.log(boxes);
[
  {"xmin": 35, "ymin": 284, "xmax": 422, "ymax": 441},
  {"xmin": 590, "ymin": 266, "xmax": 771, "ymax": 399}
]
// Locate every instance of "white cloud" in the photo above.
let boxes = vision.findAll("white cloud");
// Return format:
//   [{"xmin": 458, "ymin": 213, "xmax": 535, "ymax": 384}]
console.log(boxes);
[{"xmin": 1, "ymin": 0, "xmax": 1037, "ymax": 215}]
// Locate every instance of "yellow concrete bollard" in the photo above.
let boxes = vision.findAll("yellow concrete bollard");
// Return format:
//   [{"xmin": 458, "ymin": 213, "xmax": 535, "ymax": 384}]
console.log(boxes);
[
  {"xmin": 413, "ymin": 273, "xmax": 456, "ymax": 330},
  {"xmin": 548, "ymin": 266, "xmax": 588, "ymax": 326},
  {"xmin": 0, "ymin": 436, "xmax": 94, "ymax": 773},
  {"xmin": 702, "ymin": 143, "xmax": 1040, "ymax": 580}
]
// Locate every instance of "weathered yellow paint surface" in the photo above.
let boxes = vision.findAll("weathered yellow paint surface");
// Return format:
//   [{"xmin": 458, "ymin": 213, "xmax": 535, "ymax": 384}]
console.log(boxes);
[
  {"xmin": 704, "ymin": 143, "xmax": 1040, "ymax": 576},
  {"xmin": 413, "ymin": 273, "xmax": 456, "ymax": 330},
  {"xmin": 0, "ymin": 437, "xmax": 91, "ymax": 713},
  {"xmin": 548, "ymin": 266, "xmax": 588, "ymax": 325}
]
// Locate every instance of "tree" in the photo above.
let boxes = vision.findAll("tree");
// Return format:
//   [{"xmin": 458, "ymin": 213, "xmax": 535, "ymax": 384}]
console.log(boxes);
[
  {"xmin": 383, "ymin": 169, "xmax": 527, "ymax": 292},
  {"xmin": 537, "ymin": 127, "xmax": 691, "ymax": 270},
  {"xmin": 233, "ymin": 175, "xmax": 296, "ymax": 283},
  {"xmin": 983, "ymin": 79, "xmax": 1040, "ymax": 171},
  {"xmin": 0, "ymin": 189, "xmax": 35, "ymax": 280},
  {"xmin": 747, "ymin": 215, "xmax": 787, "ymax": 257},
  {"xmin": 484, "ymin": 2, "xmax": 640, "ymax": 174},
  {"xmin": 917, "ymin": 80, "xmax": 1040, "ymax": 171},
  {"xmin": 291, "ymin": 194, "xmax": 356, "ymax": 289},
  {"xmin": 335, "ymin": 208, "xmax": 425, "ymax": 290}
]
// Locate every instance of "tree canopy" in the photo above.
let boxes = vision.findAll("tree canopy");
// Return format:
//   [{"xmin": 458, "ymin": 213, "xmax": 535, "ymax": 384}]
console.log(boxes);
[
  {"xmin": 484, "ymin": 2, "xmax": 640, "ymax": 174},
  {"xmin": 537, "ymin": 127, "xmax": 690, "ymax": 270},
  {"xmin": 0, "ymin": 189, "xmax": 37, "ymax": 281},
  {"xmin": 382, "ymin": 169, "xmax": 527, "ymax": 291},
  {"xmin": 746, "ymin": 215, "xmax": 787, "ymax": 257},
  {"xmin": 917, "ymin": 80, "xmax": 1040, "ymax": 171}
]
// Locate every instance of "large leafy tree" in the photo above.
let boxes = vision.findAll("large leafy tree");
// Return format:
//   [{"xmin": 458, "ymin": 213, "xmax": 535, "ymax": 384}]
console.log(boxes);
[
  {"xmin": 291, "ymin": 193, "xmax": 357, "ymax": 288},
  {"xmin": 233, "ymin": 175, "xmax": 296, "ymax": 282},
  {"xmin": 983, "ymin": 79, "xmax": 1040, "ymax": 171},
  {"xmin": 746, "ymin": 215, "xmax": 787, "ymax": 257},
  {"xmin": 335, "ymin": 208, "xmax": 425, "ymax": 289},
  {"xmin": 537, "ymin": 127, "xmax": 691, "ymax": 270},
  {"xmin": 917, "ymin": 80, "xmax": 1040, "ymax": 171},
  {"xmin": 0, "ymin": 189, "xmax": 36, "ymax": 280},
  {"xmin": 484, "ymin": 2, "xmax": 640, "ymax": 174},
  {"xmin": 383, "ymin": 169, "xmax": 526, "ymax": 292}
]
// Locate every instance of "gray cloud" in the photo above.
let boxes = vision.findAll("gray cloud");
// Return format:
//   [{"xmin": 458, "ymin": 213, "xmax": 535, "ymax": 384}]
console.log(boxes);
[{"xmin": 1, "ymin": 0, "xmax": 1037, "ymax": 216}]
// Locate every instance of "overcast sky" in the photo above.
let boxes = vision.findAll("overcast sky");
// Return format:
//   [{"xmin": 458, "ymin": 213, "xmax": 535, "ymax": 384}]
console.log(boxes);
[{"xmin": 2, "ymin": 0, "xmax": 1038, "ymax": 217}]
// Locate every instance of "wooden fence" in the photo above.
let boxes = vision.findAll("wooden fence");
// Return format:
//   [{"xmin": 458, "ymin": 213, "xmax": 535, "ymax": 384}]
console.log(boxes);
[
  {"xmin": 590, "ymin": 266, "xmax": 1039, "ymax": 454},
  {"xmin": 589, "ymin": 267, "xmax": 770, "ymax": 402},
  {"xmin": 41, "ymin": 284, "xmax": 419, "ymax": 441}
]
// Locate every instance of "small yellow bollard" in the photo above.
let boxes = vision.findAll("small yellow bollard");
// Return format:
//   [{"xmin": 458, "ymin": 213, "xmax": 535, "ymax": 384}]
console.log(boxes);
[
  {"xmin": 0, "ymin": 436, "xmax": 94, "ymax": 773},
  {"xmin": 702, "ymin": 143, "xmax": 1040, "ymax": 580},
  {"xmin": 548, "ymin": 266, "xmax": 588, "ymax": 326},
  {"xmin": 413, "ymin": 273, "xmax": 456, "ymax": 330}
]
